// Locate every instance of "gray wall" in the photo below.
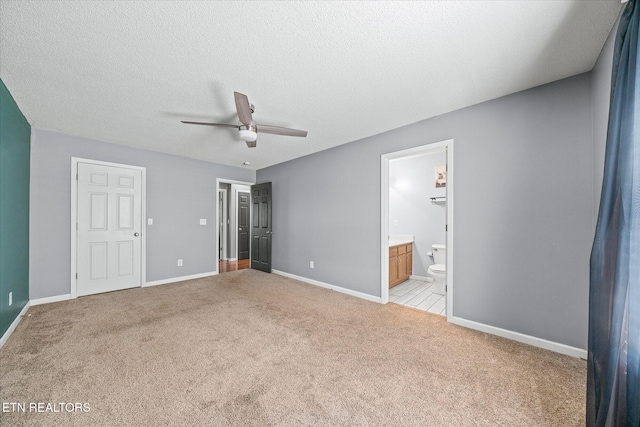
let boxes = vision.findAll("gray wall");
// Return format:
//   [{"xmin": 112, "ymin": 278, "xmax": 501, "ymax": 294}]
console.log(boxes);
[
  {"xmin": 591, "ymin": 16, "xmax": 618, "ymax": 222},
  {"xmin": 258, "ymin": 73, "xmax": 594, "ymax": 349},
  {"xmin": 30, "ymin": 129, "xmax": 255, "ymax": 299},
  {"xmin": 389, "ymin": 151, "xmax": 446, "ymax": 277}
]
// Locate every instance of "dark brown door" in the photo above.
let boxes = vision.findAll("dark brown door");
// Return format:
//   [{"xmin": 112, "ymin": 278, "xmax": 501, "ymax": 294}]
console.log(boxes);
[
  {"xmin": 237, "ymin": 191, "xmax": 250, "ymax": 260},
  {"xmin": 251, "ymin": 182, "xmax": 272, "ymax": 272}
]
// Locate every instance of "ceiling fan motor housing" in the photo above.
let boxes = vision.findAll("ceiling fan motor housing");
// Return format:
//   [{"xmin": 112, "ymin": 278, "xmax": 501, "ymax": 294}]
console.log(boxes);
[{"xmin": 239, "ymin": 124, "xmax": 258, "ymax": 142}]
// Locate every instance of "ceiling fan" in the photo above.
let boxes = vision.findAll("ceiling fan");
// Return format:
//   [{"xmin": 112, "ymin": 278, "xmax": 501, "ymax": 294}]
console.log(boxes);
[{"xmin": 181, "ymin": 92, "xmax": 308, "ymax": 148}]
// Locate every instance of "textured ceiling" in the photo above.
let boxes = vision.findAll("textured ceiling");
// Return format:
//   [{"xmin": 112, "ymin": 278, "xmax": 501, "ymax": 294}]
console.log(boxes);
[{"xmin": 0, "ymin": 1, "xmax": 623, "ymax": 170}]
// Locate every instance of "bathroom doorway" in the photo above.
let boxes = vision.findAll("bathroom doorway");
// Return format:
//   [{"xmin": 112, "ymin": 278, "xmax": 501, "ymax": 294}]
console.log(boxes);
[{"xmin": 380, "ymin": 140, "xmax": 454, "ymax": 320}]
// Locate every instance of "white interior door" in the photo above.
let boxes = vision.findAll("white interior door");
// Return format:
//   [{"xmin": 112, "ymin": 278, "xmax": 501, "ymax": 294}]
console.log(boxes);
[{"xmin": 76, "ymin": 162, "xmax": 142, "ymax": 296}]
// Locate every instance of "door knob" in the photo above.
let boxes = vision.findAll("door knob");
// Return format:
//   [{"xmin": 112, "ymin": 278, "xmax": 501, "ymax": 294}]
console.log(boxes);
[{"xmin": 134, "ymin": 232, "xmax": 140, "ymax": 237}]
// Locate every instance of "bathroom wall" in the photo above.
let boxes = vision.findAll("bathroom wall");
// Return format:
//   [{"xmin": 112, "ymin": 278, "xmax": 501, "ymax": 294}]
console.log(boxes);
[{"xmin": 389, "ymin": 151, "xmax": 446, "ymax": 277}]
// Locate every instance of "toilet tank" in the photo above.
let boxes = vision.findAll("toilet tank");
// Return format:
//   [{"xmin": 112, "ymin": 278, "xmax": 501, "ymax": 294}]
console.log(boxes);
[{"xmin": 432, "ymin": 244, "xmax": 446, "ymax": 265}]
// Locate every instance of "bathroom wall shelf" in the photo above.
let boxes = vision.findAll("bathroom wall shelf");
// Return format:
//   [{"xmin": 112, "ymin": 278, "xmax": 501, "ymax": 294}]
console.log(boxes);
[{"xmin": 430, "ymin": 197, "xmax": 446, "ymax": 204}]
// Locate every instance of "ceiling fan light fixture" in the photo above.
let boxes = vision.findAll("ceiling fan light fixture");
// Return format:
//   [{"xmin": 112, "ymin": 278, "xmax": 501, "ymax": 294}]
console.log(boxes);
[{"xmin": 239, "ymin": 129, "xmax": 257, "ymax": 142}]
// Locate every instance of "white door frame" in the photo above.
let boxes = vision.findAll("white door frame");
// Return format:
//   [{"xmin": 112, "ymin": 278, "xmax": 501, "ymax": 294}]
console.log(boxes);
[
  {"xmin": 70, "ymin": 157, "xmax": 147, "ymax": 299},
  {"xmin": 216, "ymin": 178, "xmax": 254, "ymax": 271},
  {"xmin": 380, "ymin": 139, "xmax": 454, "ymax": 321},
  {"xmin": 218, "ymin": 188, "xmax": 228, "ymax": 260}
]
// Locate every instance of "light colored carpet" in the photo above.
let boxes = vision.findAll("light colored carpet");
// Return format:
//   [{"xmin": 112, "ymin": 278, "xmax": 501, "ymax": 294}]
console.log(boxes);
[{"xmin": 0, "ymin": 269, "xmax": 586, "ymax": 426}]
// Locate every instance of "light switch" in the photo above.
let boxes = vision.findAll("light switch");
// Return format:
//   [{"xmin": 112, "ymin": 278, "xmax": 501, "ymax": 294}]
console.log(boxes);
[
  {"xmin": 393, "ymin": 219, "xmax": 399, "ymax": 226},
  {"xmin": 200, "ymin": 219, "xmax": 207, "ymax": 225},
  {"xmin": 148, "ymin": 218, "xmax": 153, "ymax": 225}
]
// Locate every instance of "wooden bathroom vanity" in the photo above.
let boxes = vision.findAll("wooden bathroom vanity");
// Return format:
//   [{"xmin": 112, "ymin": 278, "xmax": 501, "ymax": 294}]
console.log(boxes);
[{"xmin": 389, "ymin": 237, "xmax": 413, "ymax": 288}]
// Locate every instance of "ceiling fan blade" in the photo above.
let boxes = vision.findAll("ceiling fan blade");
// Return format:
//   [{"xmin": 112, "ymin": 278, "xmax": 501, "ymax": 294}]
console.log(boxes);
[
  {"xmin": 245, "ymin": 140, "xmax": 257, "ymax": 148},
  {"xmin": 257, "ymin": 124, "xmax": 307, "ymax": 137},
  {"xmin": 234, "ymin": 92, "xmax": 253, "ymax": 125},
  {"xmin": 181, "ymin": 121, "xmax": 238, "ymax": 128}
]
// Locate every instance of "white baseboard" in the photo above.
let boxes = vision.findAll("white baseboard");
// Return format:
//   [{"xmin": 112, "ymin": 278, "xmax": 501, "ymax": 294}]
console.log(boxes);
[
  {"xmin": 270, "ymin": 269, "xmax": 587, "ymax": 359},
  {"xmin": 21, "ymin": 274, "xmax": 585, "ymax": 360},
  {"xmin": 28, "ymin": 273, "xmax": 219, "ymax": 306},
  {"xmin": 0, "ymin": 302, "xmax": 31, "ymax": 350},
  {"xmin": 272, "ymin": 270, "xmax": 382, "ymax": 304},
  {"xmin": 449, "ymin": 316, "xmax": 588, "ymax": 359},
  {"xmin": 410, "ymin": 275, "xmax": 431, "ymax": 282},
  {"xmin": 144, "ymin": 271, "xmax": 218, "ymax": 287},
  {"xmin": 31, "ymin": 294, "xmax": 71, "ymax": 306}
]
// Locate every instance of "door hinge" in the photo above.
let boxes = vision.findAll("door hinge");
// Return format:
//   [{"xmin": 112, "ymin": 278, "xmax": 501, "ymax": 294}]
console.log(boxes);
[
  {"xmin": 75, "ymin": 273, "xmax": 78, "ymax": 279},
  {"xmin": 445, "ymin": 224, "xmax": 448, "ymax": 232},
  {"xmin": 76, "ymin": 173, "xmax": 78, "ymax": 181}
]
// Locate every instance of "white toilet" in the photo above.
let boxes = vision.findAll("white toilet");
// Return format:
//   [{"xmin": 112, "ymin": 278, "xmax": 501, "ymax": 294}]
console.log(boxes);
[{"xmin": 428, "ymin": 244, "xmax": 446, "ymax": 295}]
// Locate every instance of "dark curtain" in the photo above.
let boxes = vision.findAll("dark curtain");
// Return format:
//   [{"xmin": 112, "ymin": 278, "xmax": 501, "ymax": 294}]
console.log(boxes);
[{"xmin": 587, "ymin": 0, "xmax": 639, "ymax": 426}]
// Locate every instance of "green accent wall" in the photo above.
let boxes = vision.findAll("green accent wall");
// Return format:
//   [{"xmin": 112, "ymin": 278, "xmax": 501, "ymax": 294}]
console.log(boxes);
[{"xmin": 0, "ymin": 79, "xmax": 30, "ymax": 338}]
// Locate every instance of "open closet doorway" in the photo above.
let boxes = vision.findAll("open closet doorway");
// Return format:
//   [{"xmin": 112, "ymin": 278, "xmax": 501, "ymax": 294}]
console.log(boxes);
[
  {"xmin": 380, "ymin": 140, "xmax": 454, "ymax": 321},
  {"xmin": 216, "ymin": 179, "xmax": 254, "ymax": 274}
]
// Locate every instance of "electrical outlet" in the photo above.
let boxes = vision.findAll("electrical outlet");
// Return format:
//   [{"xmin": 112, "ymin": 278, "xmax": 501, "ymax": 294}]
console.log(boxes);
[
  {"xmin": 199, "ymin": 219, "xmax": 207, "ymax": 225},
  {"xmin": 177, "ymin": 259, "xmax": 183, "ymax": 267},
  {"xmin": 310, "ymin": 261, "xmax": 314, "ymax": 269},
  {"xmin": 8, "ymin": 292, "xmax": 12, "ymax": 306},
  {"xmin": 148, "ymin": 218, "xmax": 153, "ymax": 225}
]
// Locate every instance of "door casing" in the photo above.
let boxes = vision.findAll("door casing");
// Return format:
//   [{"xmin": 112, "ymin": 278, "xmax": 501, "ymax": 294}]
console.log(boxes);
[
  {"xmin": 218, "ymin": 188, "xmax": 228, "ymax": 260},
  {"xmin": 380, "ymin": 139, "xmax": 454, "ymax": 321}
]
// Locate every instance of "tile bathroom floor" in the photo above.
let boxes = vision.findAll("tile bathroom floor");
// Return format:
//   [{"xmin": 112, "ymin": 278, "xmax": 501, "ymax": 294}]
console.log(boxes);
[{"xmin": 389, "ymin": 279, "xmax": 446, "ymax": 315}]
